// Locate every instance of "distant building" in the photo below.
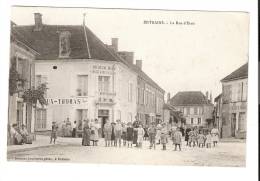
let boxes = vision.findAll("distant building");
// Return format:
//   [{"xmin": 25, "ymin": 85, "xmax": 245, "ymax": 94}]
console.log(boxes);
[
  {"xmin": 169, "ymin": 91, "xmax": 214, "ymax": 127},
  {"xmin": 163, "ymin": 103, "xmax": 184, "ymax": 127},
  {"xmin": 107, "ymin": 38, "xmax": 165, "ymax": 125},
  {"xmin": 9, "ymin": 21, "xmax": 39, "ymax": 134},
  {"xmin": 219, "ymin": 63, "xmax": 248, "ymax": 138}
]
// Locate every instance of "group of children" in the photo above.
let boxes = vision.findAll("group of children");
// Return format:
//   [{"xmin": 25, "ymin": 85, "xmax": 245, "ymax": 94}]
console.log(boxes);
[
  {"xmin": 103, "ymin": 120, "xmax": 186, "ymax": 151},
  {"xmin": 185, "ymin": 126, "xmax": 219, "ymax": 148}
]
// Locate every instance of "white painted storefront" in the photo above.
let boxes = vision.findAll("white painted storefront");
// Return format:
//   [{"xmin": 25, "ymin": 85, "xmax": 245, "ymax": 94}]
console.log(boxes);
[{"xmin": 35, "ymin": 59, "xmax": 137, "ymax": 131}]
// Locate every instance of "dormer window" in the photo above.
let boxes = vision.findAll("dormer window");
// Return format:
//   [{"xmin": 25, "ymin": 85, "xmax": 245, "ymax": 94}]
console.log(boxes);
[{"xmin": 59, "ymin": 31, "xmax": 71, "ymax": 58}]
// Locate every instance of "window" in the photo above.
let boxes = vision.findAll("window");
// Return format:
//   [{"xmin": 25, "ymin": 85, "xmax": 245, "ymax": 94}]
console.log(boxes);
[
  {"xmin": 59, "ymin": 31, "xmax": 71, "ymax": 58},
  {"xmin": 190, "ymin": 107, "xmax": 194, "ymax": 115},
  {"xmin": 36, "ymin": 109, "xmax": 47, "ymax": 130},
  {"xmin": 184, "ymin": 108, "xmax": 187, "ymax": 115},
  {"xmin": 238, "ymin": 112, "xmax": 246, "ymax": 131},
  {"xmin": 98, "ymin": 76, "xmax": 110, "ymax": 93},
  {"xmin": 35, "ymin": 75, "xmax": 48, "ymax": 96},
  {"xmin": 198, "ymin": 118, "xmax": 201, "ymax": 124},
  {"xmin": 242, "ymin": 81, "xmax": 247, "ymax": 101},
  {"xmin": 191, "ymin": 118, "xmax": 194, "ymax": 124},
  {"xmin": 128, "ymin": 82, "xmax": 133, "ymax": 102},
  {"xmin": 194, "ymin": 107, "xmax": 198, "ymax": 115},
  {"xmin": 128, "ymin": 112, "xmax": 132, "ymax": 122},
  {"xmin": 77, "ymin": 75, "xmax": 88, "ymax": 96}
]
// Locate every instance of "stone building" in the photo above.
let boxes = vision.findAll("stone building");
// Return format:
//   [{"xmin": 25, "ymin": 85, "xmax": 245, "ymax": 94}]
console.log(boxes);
[
  {"xmin": 219, "ymin": 63, "xmax": 248, "ymax": 138},
  {"xmin": 168, "ymin": 91, "xmax": 214, "ymax": 127},
  {"xmin": 9, "ymin": 21, "xmax": 39, "ymax": 134}
]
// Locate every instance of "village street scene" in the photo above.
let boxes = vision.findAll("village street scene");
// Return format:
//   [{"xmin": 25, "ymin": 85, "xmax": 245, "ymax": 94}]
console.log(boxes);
[{"xmin": 7, "ymin": 7, "xmax": 248, "ymax": 167}]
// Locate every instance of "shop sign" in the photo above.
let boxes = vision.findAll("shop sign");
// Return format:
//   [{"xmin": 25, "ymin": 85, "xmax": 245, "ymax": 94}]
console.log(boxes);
[
  {"xmin": 46, "ymin": 98, "xmax": 88, "ymax": 105},
  {"xmin": 92, "ymin": 64, "xmax": 115, "ymax": 75}
]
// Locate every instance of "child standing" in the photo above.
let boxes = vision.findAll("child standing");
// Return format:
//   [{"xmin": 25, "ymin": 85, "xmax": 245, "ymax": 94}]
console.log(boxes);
[
  {"xmin": 205, "ymin": 131, "xmax": 212, "ymax": 148},
  {"xmin": 50, "ymin": 121, "xmax": 58, "ymax": 144},
  {"xmin": 136, "ymin": 124, "xmax": 145, "ymax": 148},
  {"xmin": 148, "ymin": 122, "xmax": 157, "ymax": 149},
  {"xmin": 122, "ymin": 123, "xmax": 127, "ymax": 146},
  {"xmin": 173, "ymin": 127, "xmax": 182, "ymax": 151},
  {"xmin": 197, "ymin": 130, "xmax": 206, "ymax": 148},
  {"xmin": 160, "ymin": 123, "xmax": 168, "ymax": 150},
  {"xmin": 126, "ymin": 123, "xmax": 134, "ymax": 147}
]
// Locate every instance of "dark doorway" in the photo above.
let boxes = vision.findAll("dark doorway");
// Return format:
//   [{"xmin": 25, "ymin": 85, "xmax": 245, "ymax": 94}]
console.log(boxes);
[
  {"xmin": 98, "ymin": 109, "xmax": 109, "ymax": 138},
  {"xmin": 231, "ymin": 113, "xmax": 236, "ymax": 137}
]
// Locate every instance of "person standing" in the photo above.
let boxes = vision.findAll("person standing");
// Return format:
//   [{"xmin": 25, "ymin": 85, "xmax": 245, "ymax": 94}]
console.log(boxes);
[
  {"xmin": 103, "ymin": 120, "xmax": 112, "ymax": 147},
  {"xmin": 211, "ymin": 126, "xmax": 219, "ymax": 147},
  {"xmin": 185, "ymin": 127, "xmax": 191, "ymax": 146},
  {"xmin": 114, "ymin": 120, "xmax": 123, "ymax": 147},
  {"xmin": 173, "ymin": 127, "xmax": 182, "ymax": 151},
  {"xmin": 111, "ymin": 122, "xmax": 116, "ymax": 146},
  {"xmin": 90, "ymin": 119, "xmax": 99, "ymax": 146},
  {"xmin": 136, "ymin": 124, "xmax": 145, "ymax": 148},
  {"xmin": 143, "ymin": 125, "xmax": 149, "ymax": 141},
  {"xmin": 160, "ymin": 123, "xmax": 168, "ymax": 150},
  {"xmin": 50, "ymin": 122, "xmax": 58, "ymax": 144},
  {"xmin": 156, "ymin": 122, "xmax": 162, "ymax": 144},
  {"xmin": 61, "ymin": 120, "xmax": 66, "ymax": 137},
  {"xmin": 72, "ymin": 121, "xmax": 77, "ymax": 138},
  {"xmin": 148, "ymin": 122, "xmax": 157, "ymax": 149},
  {"xmin": 205, "ymin": 130, "xmax": 212, "ymax": 148},
  {"xmin": 132, "ymin": 119, "xmax": 139, "ymax": 147},
  {"xmin": 122, "ymin": 123, "xmax": 127, "ymax": 146},
  {"xmin": 197, "ymin": 130, "xmax": 206, "ymax": 148},
  {"xmin": 82, "ymin": 120, "xmax": 91, "ymax": 146},
  {"xmin": 126, "ymin": 122, "xmax": 134, "ymax": 147}
]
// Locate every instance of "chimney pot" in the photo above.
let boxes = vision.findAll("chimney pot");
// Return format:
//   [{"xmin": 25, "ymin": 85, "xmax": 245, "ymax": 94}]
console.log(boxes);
[
  {"xmin": 34, "ymin": 13, "xmax": 43, "ymax": 31},
  {"xmin": 111, "ymin": 38, "xmax": 118, "ymax": 52}
]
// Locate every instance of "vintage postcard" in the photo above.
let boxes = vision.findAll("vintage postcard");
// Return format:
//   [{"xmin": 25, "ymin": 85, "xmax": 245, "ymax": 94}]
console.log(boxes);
[{"xmin": 7, "ymin": 6, "xmax": 249, "ymax": 167}]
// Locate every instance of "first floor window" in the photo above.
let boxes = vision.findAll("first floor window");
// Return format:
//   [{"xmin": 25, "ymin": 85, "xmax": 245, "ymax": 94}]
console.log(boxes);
[
  {"xmin": 191, "ymin": 118, "xmax": 194, "ymax": 124},
  {"xmin": 238, "ymin": 112, "xmax": 246, "ymax": 131},
  {"xmin": 98, "ymin": 76, "xmax": 110, "ymax": 93},
  {"xmin": 198, "ymin": 118, "xmax": 201, "ymax": 124},
  {"xmin": 36, "ymin": 109, "xmax": 47, "ymax": 130},
  {"xmin": 77, "ymin": 75, "xmax": 88, "ymax": 96}
]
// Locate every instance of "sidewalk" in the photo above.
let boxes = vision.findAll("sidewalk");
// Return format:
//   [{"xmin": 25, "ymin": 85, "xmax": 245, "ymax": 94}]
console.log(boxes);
[
  {"xmin": 7, "ymin": 135, "xmax": 83, "ymax": 154},
  {"xmin": 220, "ymin": 137, "xmax": 246, "ymax": 143}
]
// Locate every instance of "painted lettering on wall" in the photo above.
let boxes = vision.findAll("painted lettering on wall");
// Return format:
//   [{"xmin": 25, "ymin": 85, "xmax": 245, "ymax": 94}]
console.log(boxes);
[
  {"xmin": 46, "ymin": 98, "xmax": 88, "ymax": 105},
  {"xmin": 92, "ymin": 65, "xmax": 115, "ymax": 75}
]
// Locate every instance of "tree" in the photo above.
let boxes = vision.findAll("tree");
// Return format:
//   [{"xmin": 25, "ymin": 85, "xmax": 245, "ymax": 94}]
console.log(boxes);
[
  {"xmin": 22, "ymin": 83, "xmax": 48, "ymax": 107},
  {"xmin": 9, "ymin": 57, "xmax": 26, "ymax": 96}
]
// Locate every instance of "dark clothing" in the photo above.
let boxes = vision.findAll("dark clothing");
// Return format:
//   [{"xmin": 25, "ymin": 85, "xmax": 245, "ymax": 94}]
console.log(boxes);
[
  {"xmin": 82, "ymin": 126, "xmax": 91, "ymax": 146},
  {"xmin": 185, "ymin": 128, "xmax": 191, "ymax": 141},
  {"xmin": 144, "ymin": 128, "xmax": 149, "ymax": 138},
  {"xmin": 111, "ymin": 127, "xmax": 115, "ymax": 141},
  {"xmin": 72, "ymin": 128, "xmax": 76, "ymax": 137},
  {"xmin": 126, "ymin": 127, "xmax": 134, "ymax": 141}
]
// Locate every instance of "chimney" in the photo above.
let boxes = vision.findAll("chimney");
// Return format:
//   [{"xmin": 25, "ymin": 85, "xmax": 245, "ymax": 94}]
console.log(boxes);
[
  {"xmin": 167, "ymin": 93, "xmax": 171, "ymax": 103},
  {"xmin": 34, "ymin": 13, "xmax": 43, "ymax": 31},
  {"xmin": 136, "ymin": 60, "xmax": 142, "ymax": 69},
  {"xmin": 111, "ymin": 38, "xmax": 118, "ymax": 52},
  {"xmin": 205, "ymin": 91, "xmax": 209, "ymax": 100}
]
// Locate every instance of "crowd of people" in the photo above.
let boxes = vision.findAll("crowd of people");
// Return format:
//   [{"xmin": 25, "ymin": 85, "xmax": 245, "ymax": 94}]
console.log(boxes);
[
  {"xmin": 8, "ymin": 123, "xmax": 32, "ymax": 145},
  {"xmin": 66, "ymin": 118, "xmax": 220, "ymax": 151}
]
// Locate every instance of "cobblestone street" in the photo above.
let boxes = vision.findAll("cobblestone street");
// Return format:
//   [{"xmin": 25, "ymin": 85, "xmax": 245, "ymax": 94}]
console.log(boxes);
[{"xmin": 7, "ymin": 137, "xmax": 246, "ymax": 167}]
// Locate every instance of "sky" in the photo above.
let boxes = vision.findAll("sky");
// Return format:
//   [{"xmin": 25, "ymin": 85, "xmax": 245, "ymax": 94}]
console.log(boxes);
[{"xmin": 11, "ymin": 6, "xmax": 249, "ymax": 100}]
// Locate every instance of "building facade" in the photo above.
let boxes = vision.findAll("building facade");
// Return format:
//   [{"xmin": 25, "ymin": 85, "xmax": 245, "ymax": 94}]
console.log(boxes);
[
  {"xmin": 219, "ymin": 63, "xmax": 248, "ymax": 138},
  {"xmin": 9, "ymin": 22, "xmax": 38, "ymax": 135},
  {"xmin": 169, "ymin": 91, "xmax": 214, "ymax": 127},
  {"xmin": 11, "ymin": 13, "xmax": 164, "ymax": 134}
]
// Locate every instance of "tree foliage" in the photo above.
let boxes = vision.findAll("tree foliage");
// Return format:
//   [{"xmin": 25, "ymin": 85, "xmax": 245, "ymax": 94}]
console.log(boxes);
[{"xmin": 22, "ymin": 84, "xmax": 48, "ymax": 107}]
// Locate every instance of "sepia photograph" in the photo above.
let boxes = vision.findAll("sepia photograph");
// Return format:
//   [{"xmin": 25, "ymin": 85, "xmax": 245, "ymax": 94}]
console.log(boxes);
[{"xmin": 7, "ymin": 6, "xmax": 249, "ymax": 167}]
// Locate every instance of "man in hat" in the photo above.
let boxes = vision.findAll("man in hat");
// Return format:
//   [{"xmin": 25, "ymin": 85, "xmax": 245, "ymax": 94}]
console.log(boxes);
[{"xmin": 50, "ymin": 121, "xmax": 58, "ymax": 144}]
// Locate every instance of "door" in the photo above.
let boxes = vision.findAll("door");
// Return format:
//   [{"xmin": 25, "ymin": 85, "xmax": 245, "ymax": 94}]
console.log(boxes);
[
  {"xmin": 98, "ymin": 109, "xmax": 109, "ymax": 138},
  {"xmin": 231, "ymin": 113, "xmax": 236, "ymax": 137}
]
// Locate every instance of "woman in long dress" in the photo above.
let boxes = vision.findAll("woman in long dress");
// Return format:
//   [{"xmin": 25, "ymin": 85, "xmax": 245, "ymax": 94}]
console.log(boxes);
[
  {"xmin": 211, "ymin": 126, "xmax": 219, "ymax": 147},
  {"xmin": 82, "ymin": 120, "xmax": 91, "ymax": 146}
]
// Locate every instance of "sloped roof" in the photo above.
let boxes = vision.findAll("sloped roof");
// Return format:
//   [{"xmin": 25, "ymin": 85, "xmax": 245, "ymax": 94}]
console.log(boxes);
[
  {"xmin": 221, "ymin": 62, "xmax": 248, "ymax": 82},
  {"xmin": 170, "ymin": 91, "xmax": 212, "ymax": 106},
  {"xmin": 12, "ymin": 25, "xmax": 119, "ymax": 61},
  {"xmin": 12, "ymin": 22, "xmax": 164, "ymax": 92}
]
